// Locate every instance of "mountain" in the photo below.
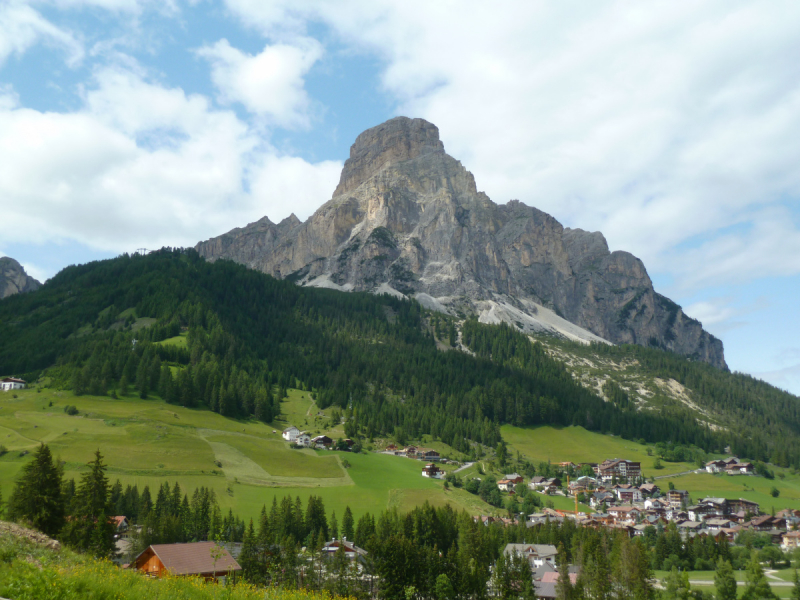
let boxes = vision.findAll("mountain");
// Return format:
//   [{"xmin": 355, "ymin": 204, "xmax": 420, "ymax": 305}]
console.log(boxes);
[
  {"xmin": 196, "ymin": 117, "xmax": 726, "ymax": 369},
  {"xmin": 0, "ymin": 257, "xmax": 41, "ymax": 299}
]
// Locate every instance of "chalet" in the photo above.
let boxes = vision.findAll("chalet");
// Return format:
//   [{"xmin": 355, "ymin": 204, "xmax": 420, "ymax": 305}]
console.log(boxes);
[
  {"xmin": 296, "ymin": 432, "xmax": 311, "ymax": 447},
  {"xmin": 504, "ymin": 473, "xmax": 524, "ymax": 484},
  {"xmin": 112, "ymin": 516, "xmax": 129, "ymax": 533},
  {"xmin": 688, "ymin": 504, "xmax": 717, "ymax": 522},
  {"xmin": 557, "ymin": 462, "xmax": 578, "ymax": 470},
  {"xmin": 590, "ymin": 491, "xmax": 616, "ymax": 510},
  {"xmin": 728, "ymin": 498, "xmax": 760, "ymax": 515},
  {"xmin": 474, "ymin": 515, "xmax": 496, "ymax": 526},
  {"xmin": 595, "ymin": 459, "xmax": 641, "ymax": 482},
  {"xmin": 401, "ymin": 445, "xmax": 418, "ymax": 457},
  {"xmin": 422, "ymin": 463, "xmax": 443, "ymax": 478},
  {"xmin": 0, "ymin": 377, "xmax": 26, "ymax": 391},
  {"xmin": 322, "ymin": 539, "xmax": 368, "ymax": 561},
  {"xmin": 607, "ymin": 506, "xmax": 641, "ymax": 523},
  {"xmin": 529, "ymin": 476, "xmax": 561, "ymax": 492},
  {"xmin": 503, "ymin": 543, "xmax": 558, "ymax": 568},
  {"xmin": 726, "ymin": 462, "xmax": 754, "ymax": 476},
  {"xmin": 311, "ymin": 435, "xmax": 333, "ymax": 448},
  {"xmin": 639, "ymin": 483, "xmax": 659, "ymax": 497},
  {"xmin": 698, "ymin": 497, "xmax": 729, "ymax": 516},
  {"xmin": 497, "ymin": 479, "xmax": 515, "ymax": 492},
  {"xmin": 706, "ymin": 517, "xmax": 735, "ymax": 529},
  {"xmin": 705, "ymin": 460, "xmax": 727, "ymax": 474},
  {"xmin": 613, "ymin": 484, "xmax": 643, "ymax": 503},
  {"xmin": 385, "ymin": 444, "xmax": 398, "ymax": 452},
  {"xmin": 569, "ymin": 476, "xmax": 599, "ymax": 491},
  {"xmin": 666, "ymin": 489, "xmax": 690, "ymax": 508},
  {"xmin": 418, "ymin": 449, "xmax": 441, "ymax": 461},
  {"xmin": 132, "ymin": 542, "xmax": 241, "ymax": 581},
  {"xmin": 644, "ymin": 497, "xmax": 669, "ymax": 511},
  {"xmin": 282, "ymin": 426, "xmax": 300, "ymax": 442},
  {"xmin": 745, "ymin": 515, "xmax": 786, "ymax": 532},
  {"xmin": 782, "ymin": 531, "xmax": 800, "ymax": 552},
  {"xmin": 343, "ymin": 438, "xmax": 355, "ymax": 448}
]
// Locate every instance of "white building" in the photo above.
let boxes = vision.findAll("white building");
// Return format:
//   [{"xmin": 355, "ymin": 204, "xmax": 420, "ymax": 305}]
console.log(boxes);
[
  {"xmin": 296, "ymin": 432, "xmax": 311, "ymax": 447},
  {"xmin": 282, "ymin": 426, "xmax": 300, "ymax": 442},
  {"xmin": 0, "ymin": 378, "xmax": 25, "ymax": 392}
]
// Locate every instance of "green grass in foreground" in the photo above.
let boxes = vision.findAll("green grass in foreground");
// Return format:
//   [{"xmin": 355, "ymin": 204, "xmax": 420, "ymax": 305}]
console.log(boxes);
[{"xmin": 0, "ymin": 524, "xmax": 330, "ymax": 600}]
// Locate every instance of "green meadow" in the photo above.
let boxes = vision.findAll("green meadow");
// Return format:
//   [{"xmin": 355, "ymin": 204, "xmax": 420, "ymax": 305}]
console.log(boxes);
[
  {"xmin": 0, "ymin": 386, "xmax": 492, "ymax": 521},
  {"xmin": 502, "ymin": 424, "xmax": 697, "ymax": 477}
]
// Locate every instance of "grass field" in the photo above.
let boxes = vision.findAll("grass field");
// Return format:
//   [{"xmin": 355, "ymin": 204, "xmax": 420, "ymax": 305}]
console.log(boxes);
[
  {"xmin": 502, "ymin": 424, "xmax": 697, "ymax": 477},
  {"xmin": 0, "ymin": 386, "xmax": 492, "ymax": 521}
]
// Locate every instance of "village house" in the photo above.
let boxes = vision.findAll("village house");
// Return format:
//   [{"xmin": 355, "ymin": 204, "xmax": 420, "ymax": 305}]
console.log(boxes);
[
  {"xmin": 638, "ymin": 483, "xmax": 659, "ymax": 497},
  {"xmin": 295, "ymin": 432, "xmax": 312, "ymax": 447},
  {"xmin": 613, "ymin": 484, "xmax": 643, "ymax": 503},
  {"xmin": 569, "ymin": 476, "xmax": 599, "ymax": 492},
  {"xmin": 728, "ymin": 498, "xmax": 760, "ymax": 515},
  {"xmin": 0, "ymin": 377, "xmax": 26, "ymax": 391},
  {"xmin": 666, "ymin": 489, "xmax": 690, "ymax": 508},
  {"xmin": 529, "ymin": 476, "xmax": 561, "ymax": 493},
  {"xmin": 504, "ymin": 473, "xmax": 524, "ymax": 484},
  {"xmin": 590, "ymin": 491, "xmax": 616, "ymax": 510},
  {"xmin": 744, "ymin": 515, "xmax": 786, "ymax": 532},
  {"xmin": 417, "ymin": 449, "xmax": 441, "ymax": 461},
  {"xmin": 321, "ymin": 539, "xmax": 368, "ymax": 561},
  {"xmin": 497, "ymin": 479, "xmax": 516, "ymax": 492},
  {"xmin": 725, "ymin": 462, "xmax": 754, "ymax": 475},
  {"xmin": 595, "ymin": 459, "xmax": 641, "ymax": 482},
  {"xmin": 131, "ymin": 542, "xmax": 241, "ymax": 581},
  {"xmin": 112, "ymin": 516, "xmax": 129, "ymax": 534},
  {"xmin": 282, "ymin": 426, "xmax": 300, "ymax": 442},
  {"xmin": 782, "ymin": 531, "xmax": 800, "ymax": 552},
  {"xmin": 311, "ymin": 435, "xmax": 333, "ymax": 449},
  {"xmin": 503, "ymin": 543, "xmax": 559, "ymax": 569},
  {"xmin": 421, "ymin": 463, "xmax": 443, "ymax": 478},
  {"xmin": 607, "ymin": 506, "xmax": 641, "ymax": 523},
  {"xmin": 705, "ymin": 459, "xmax": 728, "ymax": 474}
]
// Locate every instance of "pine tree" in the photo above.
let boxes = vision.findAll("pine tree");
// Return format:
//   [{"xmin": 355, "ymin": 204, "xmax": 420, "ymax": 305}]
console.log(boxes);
[
  {"xmin": 7, "ymin": 444, "xmax": 64, "ymax": 536},
  {"xmin": 342, "ymin": 506, "xmax": 354, "ymax": 541},
  {"xmin": 61, "ymin": 450, "xmax": 115, "ymax": 558},
  {"xmin": 715, "ymin": 558, "xmax": 738, "ymax": 600},
  {"xmin": 742, "ymin": 552, "xmax": 778, "ymax": 600},
  {"xmin": 555, "ymin": 543, "xmax": 574, "ymax": 600},
  {"xmin": 791, "ymin": 569, "xmax": 800, "ymax": 600}
]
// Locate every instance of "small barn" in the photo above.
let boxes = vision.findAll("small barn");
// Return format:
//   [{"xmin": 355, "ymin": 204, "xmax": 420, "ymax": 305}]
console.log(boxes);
[{"xmin": 132, "ymin": 541, "xmax": 241, "ymax": 581}]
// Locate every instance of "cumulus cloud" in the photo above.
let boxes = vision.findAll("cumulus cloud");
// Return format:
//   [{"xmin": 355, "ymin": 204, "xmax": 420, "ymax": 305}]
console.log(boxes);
[
  {"xmin": 0, "ymin": 64, "xmax": 341, "ymax": 253},
  {"xmin": 197, "ymin": 38, "xmax": 322, "ymax": 127},
  {"xmin": 223, "ymin": 0, "xmax": 800, "ymax": 291},
  {"xmin": 0, "ymin": 1, "xmax": 83, "ymax": 66}
]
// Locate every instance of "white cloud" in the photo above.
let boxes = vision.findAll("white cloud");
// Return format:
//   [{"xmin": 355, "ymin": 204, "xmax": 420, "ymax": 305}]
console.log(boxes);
[
  {"xmin": 197, "ymin": 38, "xmax": 322, "ymax": 127},
  {"xmin": 753, "ymin": 362, "xmax": 800, "ymax": 396},
  {"xmin": 0, "ymin": 63, "xmax": 341, "ymax": 253},
  {"xmin": 222, "ymin": 0, "xmax": 800, "ymax": 291},
  {"xmin": 0, "ymin": 1, "xmax": 83, "ymax": 67}
]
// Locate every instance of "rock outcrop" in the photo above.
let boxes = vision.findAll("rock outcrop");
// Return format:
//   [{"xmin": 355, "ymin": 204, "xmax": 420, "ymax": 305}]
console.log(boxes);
[
  {"xmin": 196, "ymin": 117, "xmax": 726, "ymax": 369},
  {"xmin": 0, "ymin": 257, "xmax": 41, "ymax": 299}
]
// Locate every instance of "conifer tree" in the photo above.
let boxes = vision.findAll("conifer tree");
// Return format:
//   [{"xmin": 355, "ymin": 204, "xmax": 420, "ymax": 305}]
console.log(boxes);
[
  {"xmin": 742, "ymin": 552, "xmax": 778, "ymax": 600},
  {"xmin": 62, "ymin": 449, "xmax": 115, "ymax": 558},
  {"xmin": 715, "ymin": 558, "xmax": 738, "ymax": 600},
  {"xmin": 7, "ymin": 443, "xmax": 64, "ymax": 536},
  {"xmin": 342, "ymin": 506, "xmax": 354, "ymax": 540}
]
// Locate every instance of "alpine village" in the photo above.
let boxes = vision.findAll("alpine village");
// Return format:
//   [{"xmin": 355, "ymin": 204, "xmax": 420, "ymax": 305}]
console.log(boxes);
[{"xmin": 1, "ymin": 118, "xmax": 799, "ymax": 600}]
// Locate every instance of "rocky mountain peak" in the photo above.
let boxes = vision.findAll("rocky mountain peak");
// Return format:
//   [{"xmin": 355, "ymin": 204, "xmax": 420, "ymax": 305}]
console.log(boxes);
[
  {"xmin": 196, "ymin": 117, "xmax": 727, "ymax": 369},
  {"xmin": 333, "ymin": 117, "xmax": 445, "ymax": 197},
  {"xmin": 0, "ymin": 257, "xmax": 41, "ymax": 299}
]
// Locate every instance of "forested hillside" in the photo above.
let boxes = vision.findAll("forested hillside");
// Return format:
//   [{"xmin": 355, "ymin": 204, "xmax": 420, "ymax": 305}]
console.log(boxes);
[{"xmin": 0, "ymin": 248, "xmax": 795, "ymax": 463}]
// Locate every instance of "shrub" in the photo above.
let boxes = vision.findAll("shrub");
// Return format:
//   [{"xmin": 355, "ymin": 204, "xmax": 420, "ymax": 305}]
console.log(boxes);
[{"xmin": 64, "ymin": 405, "xmax": 78, "ymax": 415}]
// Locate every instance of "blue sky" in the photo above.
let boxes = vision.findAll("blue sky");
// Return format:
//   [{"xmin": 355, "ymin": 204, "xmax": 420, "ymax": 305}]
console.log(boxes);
[{"xmin": 1, "ymin": 0, "xmax": 799, "ymax": 394}]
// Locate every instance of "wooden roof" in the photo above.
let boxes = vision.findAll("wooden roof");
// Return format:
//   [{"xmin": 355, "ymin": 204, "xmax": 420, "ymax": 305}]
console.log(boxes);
[{"xmin": 136, "ymin": 542, "xmax": 241, "ymax": 575}]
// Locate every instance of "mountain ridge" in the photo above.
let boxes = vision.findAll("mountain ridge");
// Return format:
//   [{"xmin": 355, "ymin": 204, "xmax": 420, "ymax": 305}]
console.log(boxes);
[
  {"xmin": 196, "ymin": 117, "xmax": 726, "ymax": 369},
  {"xmin": 0, "ymin": 256, "xmax": 41, "ymax": 299}
]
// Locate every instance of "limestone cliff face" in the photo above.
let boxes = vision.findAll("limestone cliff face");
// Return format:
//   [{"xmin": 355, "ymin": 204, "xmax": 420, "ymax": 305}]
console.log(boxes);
[
  {"xmin": 196, "ymin": 117, "xmax": 726, "ymax": 369},
  {"xmin": 0, "ymin": 257, "xmax": 41, "ymax": 299}
]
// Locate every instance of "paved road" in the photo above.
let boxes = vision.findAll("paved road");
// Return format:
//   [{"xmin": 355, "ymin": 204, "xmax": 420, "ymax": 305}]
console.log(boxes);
[
  {"xmin": 653, "ymin": 469, "xmax": 702, "ymax": 479},
  {"xmin": 454, "ymin": 462, "xmax": 475, "ymax": 473}
]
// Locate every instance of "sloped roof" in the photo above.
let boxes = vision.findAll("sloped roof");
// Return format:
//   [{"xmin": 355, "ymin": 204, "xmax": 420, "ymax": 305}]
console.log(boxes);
[{"xmin": 138, "ymin": 542, "xmax": 241, "ymax": 575}]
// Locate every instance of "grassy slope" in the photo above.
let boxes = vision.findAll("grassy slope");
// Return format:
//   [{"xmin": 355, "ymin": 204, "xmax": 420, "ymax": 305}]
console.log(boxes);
[
  {"xmin": 0, "ymin": 386, "xmax": 492, "ymax": 521},
  {"xmin": 502, "ymin": 424, "xmax": 800, "ymax": 510}
]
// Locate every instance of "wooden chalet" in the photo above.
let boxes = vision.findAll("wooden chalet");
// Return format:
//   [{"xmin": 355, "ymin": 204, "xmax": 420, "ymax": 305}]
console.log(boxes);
[{"xmin": 132, "ymin": 541, "xmax": 241, "ymax": 581}]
